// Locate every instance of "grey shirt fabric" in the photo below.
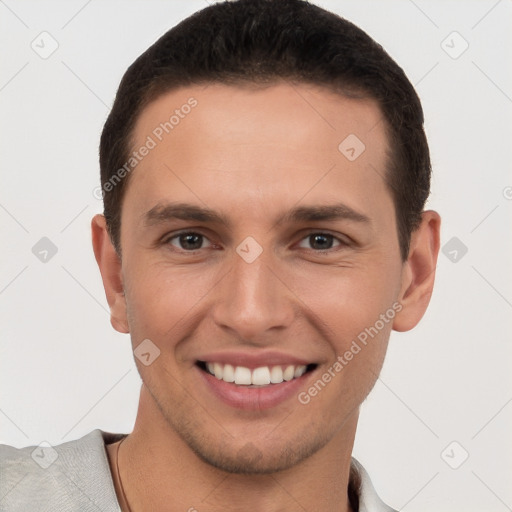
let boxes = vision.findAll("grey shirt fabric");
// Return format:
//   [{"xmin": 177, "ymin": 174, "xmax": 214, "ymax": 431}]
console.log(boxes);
[{"xmin": 0, "ymin": 430, "xmax": 397, "ymax": 511}]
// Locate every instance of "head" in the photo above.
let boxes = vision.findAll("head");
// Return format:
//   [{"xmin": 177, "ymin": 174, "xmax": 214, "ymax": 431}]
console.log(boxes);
[{"xmin": 93, "ymin": 0, "xmax": 440, "ymax": 474}]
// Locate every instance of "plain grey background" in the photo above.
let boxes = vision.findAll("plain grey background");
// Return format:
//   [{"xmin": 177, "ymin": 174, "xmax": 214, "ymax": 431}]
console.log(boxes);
[{"xmin": 1, "ymin": 1, "xmax": 511, "ymax": 511}]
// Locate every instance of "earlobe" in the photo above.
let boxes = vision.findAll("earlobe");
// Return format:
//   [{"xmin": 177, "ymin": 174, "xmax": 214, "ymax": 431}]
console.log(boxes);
[
  {"xmin": 393, "ymin": 210, "xmax": 441, "ymax": 332},
  {"xmin": 91, "ymin": 214, "xmax": 130, "ymax": 334}
]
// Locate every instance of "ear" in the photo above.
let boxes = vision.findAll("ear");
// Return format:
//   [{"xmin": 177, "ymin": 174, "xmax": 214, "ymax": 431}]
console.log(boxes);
[
  {"xmin": 393, "ymin": 210, "xmax": 441, "ymax": 332},
  {"xmin": 91, "ymin": 214, "xmax": 129, "ymax": 334}
]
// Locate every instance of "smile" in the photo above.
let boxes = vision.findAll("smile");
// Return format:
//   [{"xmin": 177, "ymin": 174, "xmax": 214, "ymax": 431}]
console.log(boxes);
[{"xmin": 198, "ymin": 361, "xmax": 316, "ymax": 386}]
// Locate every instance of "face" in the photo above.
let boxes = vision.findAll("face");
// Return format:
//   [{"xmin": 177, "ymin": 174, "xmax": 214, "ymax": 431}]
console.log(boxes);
[{"xmin": 115, "ymin": 82, "xmax": 407, "ymax": 473}]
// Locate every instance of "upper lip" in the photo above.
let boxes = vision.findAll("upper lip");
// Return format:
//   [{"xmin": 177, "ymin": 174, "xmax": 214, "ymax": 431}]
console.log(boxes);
[{"xmin": 196, "ymin": 350, "xmax": 315, "ymax": 369}]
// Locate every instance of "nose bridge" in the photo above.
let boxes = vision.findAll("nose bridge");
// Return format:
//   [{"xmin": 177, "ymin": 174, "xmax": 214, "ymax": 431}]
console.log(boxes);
[{"xmin": 212, "ymin": 242, "xmax": 294, "ymax": 340}]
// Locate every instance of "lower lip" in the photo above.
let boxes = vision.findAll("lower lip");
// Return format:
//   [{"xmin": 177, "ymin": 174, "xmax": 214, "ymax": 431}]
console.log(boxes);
[{"xmin": 197, "ymin": 366, "xmax": 314, "ymax": 411}]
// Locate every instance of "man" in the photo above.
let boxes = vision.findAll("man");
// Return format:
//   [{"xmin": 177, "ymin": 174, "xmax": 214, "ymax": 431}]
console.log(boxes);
[{"xmin": 0, "ymin": 0, "xmax": 440, "ymax": 510}]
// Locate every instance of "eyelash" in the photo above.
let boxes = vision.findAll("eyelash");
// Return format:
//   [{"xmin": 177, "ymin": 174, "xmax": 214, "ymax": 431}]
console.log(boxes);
[{"xmin": 162, "ymin": 230, "xmax": 349, "ymax": 254}]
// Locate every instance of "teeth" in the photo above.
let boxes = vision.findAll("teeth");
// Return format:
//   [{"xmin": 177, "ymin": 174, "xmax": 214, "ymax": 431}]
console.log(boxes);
[
  {"xmin": 213, "ymin": 362, "xmax": 223, "ymax": 380},
  {"xmin": 283, "ymin": 365, "xmax": 295, "ymax": 381},
  {"xmin": 223, "ymin": 364, "xmax": 235, "ymax": 383},
  {"xmin": 294, "ymin": 365, "xmax": 306, "ymax": 378},
  {"xmin": 270, "ymin": 366, "xmax": 283, "ymax": 383},
  {"xmin": 203, "ymin": 363, "xmax": 308, "ymax": 386},
  {"xmin": 252, "ymin": 367, "xmax": 271, "ymax": 385},
  {"xmin": 234, "ymin": 366, "xmax": 252, "ymax": 385}
]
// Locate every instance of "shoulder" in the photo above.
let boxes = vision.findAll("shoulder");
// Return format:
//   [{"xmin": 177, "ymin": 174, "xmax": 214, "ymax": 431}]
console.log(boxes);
[{"xmin": 0, "ymin": 429, "xmax": 126, "ymax": 512}]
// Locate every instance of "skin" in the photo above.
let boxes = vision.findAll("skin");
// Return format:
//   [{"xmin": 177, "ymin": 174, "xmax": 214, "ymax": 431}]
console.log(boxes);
[{"xmin": 92, "ymin": 82, "xmax": 440, "ymax": 512}]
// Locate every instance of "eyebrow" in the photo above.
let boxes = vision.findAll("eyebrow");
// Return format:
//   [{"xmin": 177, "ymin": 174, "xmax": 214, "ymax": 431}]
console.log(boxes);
[{"xmin": 143, "ymin": 201, "xmax": 370, "ymax": 228}]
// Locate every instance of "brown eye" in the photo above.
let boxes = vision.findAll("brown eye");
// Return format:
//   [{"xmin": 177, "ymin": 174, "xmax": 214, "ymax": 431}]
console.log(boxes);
[
  {"xmin": 167, "ymin": 232, "xmax": 212, "ymax": 251},
  {"xmin": 297, "ymin": 233, "xmax": 343, "ymax": 251}
]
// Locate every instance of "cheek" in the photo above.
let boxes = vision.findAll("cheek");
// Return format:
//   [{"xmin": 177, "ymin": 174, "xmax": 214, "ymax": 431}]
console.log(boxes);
[
  {"xmin": 296, "ymin": 274, "xmax": 396, "ymax": 416},
  {"xmin": 123, "ymin": 259, "xmax": 219, "ymax": 342},
  {"xmin": 293, "ymin": 263, "xmax": 401, "ymax": 347}
]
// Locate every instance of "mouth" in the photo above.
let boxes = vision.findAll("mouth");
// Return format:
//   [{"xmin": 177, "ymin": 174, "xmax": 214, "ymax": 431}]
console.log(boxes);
[
  {"xmin": 196, "ymin": 361, "xmax": 318, "ymax": 387},
  {"xmin": 194, "ymin": 358, "xmax": 319, "ymax": 410}
]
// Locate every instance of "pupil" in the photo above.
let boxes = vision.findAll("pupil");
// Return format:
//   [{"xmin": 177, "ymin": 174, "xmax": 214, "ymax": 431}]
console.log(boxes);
[
  {"xmin": 311, "ymin": 234, "xmax": 332, "ymax": 250},
  {"xmin": 181, "ymin": 233, "xmax": 202, "ymax": 250}
]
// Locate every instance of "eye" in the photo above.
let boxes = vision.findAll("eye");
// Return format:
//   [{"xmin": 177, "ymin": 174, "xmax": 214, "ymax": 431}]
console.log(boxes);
[
  {"xmin": 297, "ymin": 232, "xmax": 344, "ymax": 252},
  {"xmin": 163, "ymin": 230, "xmax": 348, "ymax": 253},
  {"xmin": 165, "ymin": 231, "xmax": 213, "ymax": 251}
]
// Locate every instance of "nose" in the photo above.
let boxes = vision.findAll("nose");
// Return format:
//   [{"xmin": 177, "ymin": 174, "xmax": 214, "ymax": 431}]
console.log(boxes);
[{"xmin": 211, "ymin": 245, "xmax": 295, "ymax": 344}]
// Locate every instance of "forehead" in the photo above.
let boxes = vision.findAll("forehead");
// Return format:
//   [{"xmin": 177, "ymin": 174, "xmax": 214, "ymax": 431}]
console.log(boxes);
[
  {"xmin": 125, "ymin": 82, "xmax": 392, "ymax": 226},
  {"xmin": 133, "ymin": 81, "xmax": 387, "ymax": 158}
]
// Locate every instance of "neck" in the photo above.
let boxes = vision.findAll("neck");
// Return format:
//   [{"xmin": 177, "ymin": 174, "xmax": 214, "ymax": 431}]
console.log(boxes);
[{"xmin": 116, "ymin": 386, "xmax": 358, "ymax": 512}]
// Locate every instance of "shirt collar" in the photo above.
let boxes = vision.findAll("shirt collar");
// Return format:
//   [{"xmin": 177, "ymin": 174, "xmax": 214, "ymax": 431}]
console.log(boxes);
[{"xmin": 350, "ymin": 457, "xmax": 397, "ymax": 512}]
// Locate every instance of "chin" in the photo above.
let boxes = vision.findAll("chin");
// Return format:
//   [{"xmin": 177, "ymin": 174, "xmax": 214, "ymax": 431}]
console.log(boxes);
[{"xmin": 180, "ymin": 425, "xmax": 331, "ymax": 475}]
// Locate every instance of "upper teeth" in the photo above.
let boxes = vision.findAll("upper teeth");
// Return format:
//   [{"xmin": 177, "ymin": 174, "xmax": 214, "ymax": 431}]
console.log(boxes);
[{"xmin": 205, "ymin": 362, "xmax": 307, "ymax": 386}]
